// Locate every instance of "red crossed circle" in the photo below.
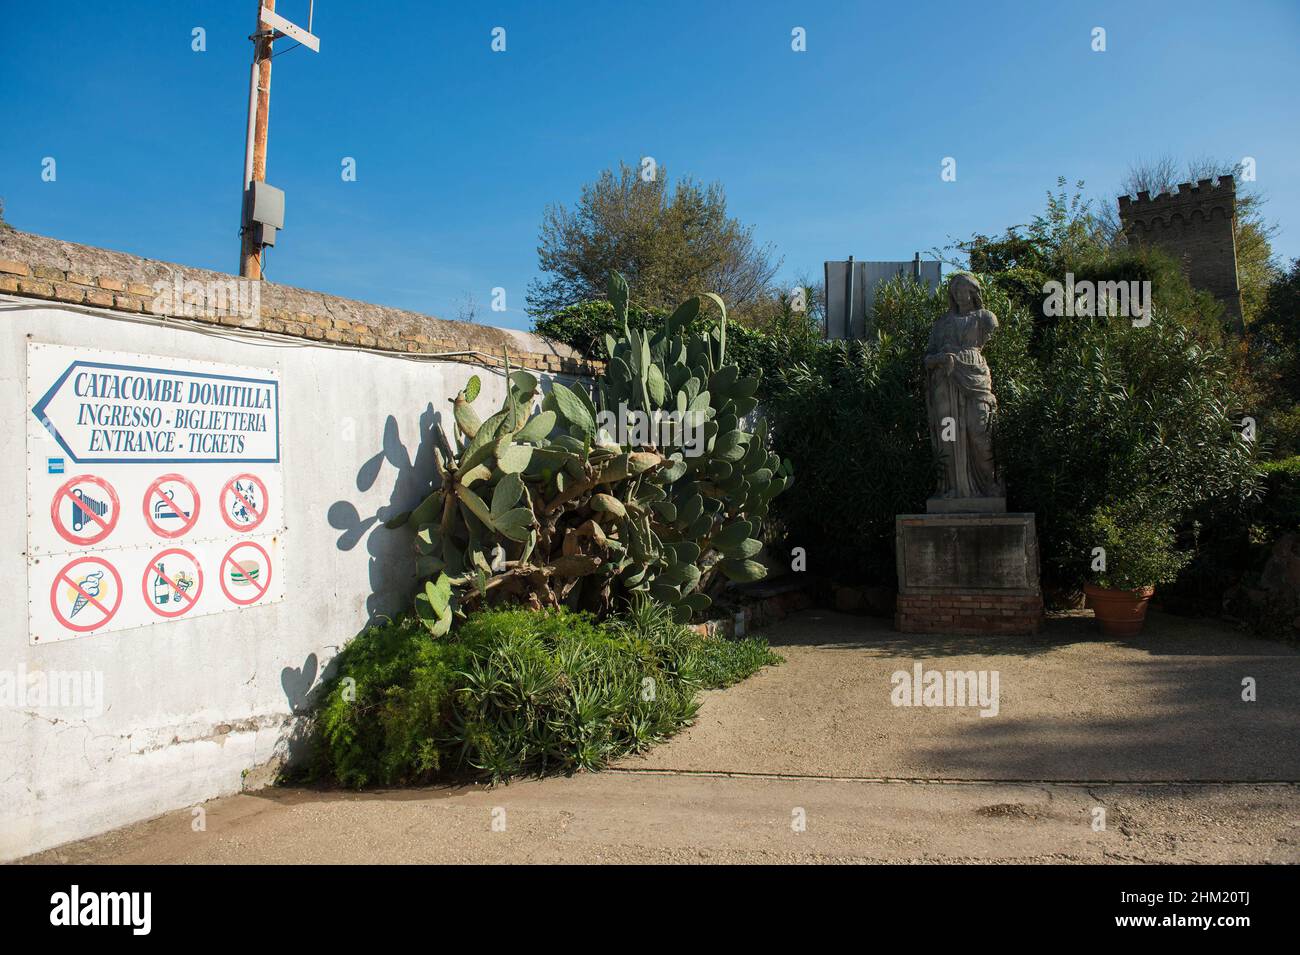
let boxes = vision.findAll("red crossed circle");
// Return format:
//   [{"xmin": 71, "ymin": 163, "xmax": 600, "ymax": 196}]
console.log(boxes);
[
  {"xmin": 143, "ymin": 474, "xmax": 201, "ymax": 539},
  {"xmin": 141, "ymin": 547, "xmax": 204, "ymax": 618},
  {"xmin": 221, "ymin": 473, "xmax": 268, "ymax": 531},
  {"xmin": 49, "ymin": 556, "xmax": 123, "ymax": 633},
  {"xmin": 220, "ymin": 541, "xmax": 272, "ymax": 605},
  {"xmin": 50, "ymin": 475, "xmax": 120, "ymax": 546}
]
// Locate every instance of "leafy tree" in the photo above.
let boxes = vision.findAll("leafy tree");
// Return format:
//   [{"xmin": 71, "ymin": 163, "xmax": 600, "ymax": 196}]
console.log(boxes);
[
  {"xmin": 533, "ymin": 284, "xmax": 823, "ymax": 363},
  {"xmin": 1250, "ymin": 259, "xmax": 1300, "ymax": 457},
  {"xmin": 741, "ymin": 278, "xmax": 825, "ymax": 336},
  {"xmin": 1252, "ymin": 259, "xmax": 1300, "ymax": 402},
  {"xmin": 527, "ymin": 162, "xmax": 779, "ymax": 321}
]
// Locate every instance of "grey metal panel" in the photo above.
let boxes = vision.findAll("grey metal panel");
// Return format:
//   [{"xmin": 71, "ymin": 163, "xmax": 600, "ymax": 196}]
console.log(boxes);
[
  {"xmin": 249, "ymin": 181, "xmax": 285, "ymax": 230},
  {"xmin": 823, "ymin": 258, "xmax": 942, "ymax": 340}
]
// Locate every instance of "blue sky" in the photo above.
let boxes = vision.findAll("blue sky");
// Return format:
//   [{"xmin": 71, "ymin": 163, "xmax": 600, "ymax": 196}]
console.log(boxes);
[{"xmin": 2, "ymin": 0, "xmax": 1297, "ymax": 331}]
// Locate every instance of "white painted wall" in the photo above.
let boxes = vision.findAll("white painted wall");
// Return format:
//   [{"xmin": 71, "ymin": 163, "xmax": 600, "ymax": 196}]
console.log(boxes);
[{"xmin": 0, "ymin": 301, "xmax": 572, "ymax": 860}]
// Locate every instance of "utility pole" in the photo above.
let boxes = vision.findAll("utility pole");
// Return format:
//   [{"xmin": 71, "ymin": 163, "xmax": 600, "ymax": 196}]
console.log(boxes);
[{"xmin": 239, "ymin": 1, "xmax": 276, "ymax": 279}]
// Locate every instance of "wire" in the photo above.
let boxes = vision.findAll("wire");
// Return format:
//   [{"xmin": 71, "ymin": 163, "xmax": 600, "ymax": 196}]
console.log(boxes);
[
  {"xmin": 271, "ymin": 40, "xmax": 303, "ymax": 59},
  {"xmin": 0, "ymin": 297, "xmax": 581, "ymax": 379}
]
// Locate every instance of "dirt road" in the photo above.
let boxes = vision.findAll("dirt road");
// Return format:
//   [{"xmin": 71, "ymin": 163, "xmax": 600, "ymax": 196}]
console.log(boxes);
[{"xmin": 24, "ymin": 611, "xmax": 1300, "ymax": 864}]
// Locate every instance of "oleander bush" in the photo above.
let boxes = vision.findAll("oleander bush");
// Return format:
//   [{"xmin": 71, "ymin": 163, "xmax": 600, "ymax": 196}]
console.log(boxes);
[{"xmin": 310, "ymin": 601, "xmax": 781, "ymax": 787}]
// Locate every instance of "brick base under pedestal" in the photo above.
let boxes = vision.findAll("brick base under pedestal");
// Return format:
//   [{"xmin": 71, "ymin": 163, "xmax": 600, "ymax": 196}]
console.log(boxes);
[{"xmin": 895, "ymin": 592, "xmax": 1043, "ymax": 635}]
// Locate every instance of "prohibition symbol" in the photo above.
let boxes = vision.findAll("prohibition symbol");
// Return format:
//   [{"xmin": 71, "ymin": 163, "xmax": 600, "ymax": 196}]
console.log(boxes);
[
  {"xmin": 50, "ymin": 475, "xmax": 120, "ymax": 546},
  {"xmin": 142, "ymin": 547, "xmax": 204, "ymax": 618},
  {"xmin": 143, "ymin": 474, "xmax": 201, "ymax": 539},
  {"xmin": 220, "ymin": 540, "xmax": 272, "ymax": 606},
  {"xmin": 49, "ymin": 555, "xmax": 123, "ymax": 633},
  {"xmin": 221, "ymin": 473, "xmax": 267, "ymax": 532}
]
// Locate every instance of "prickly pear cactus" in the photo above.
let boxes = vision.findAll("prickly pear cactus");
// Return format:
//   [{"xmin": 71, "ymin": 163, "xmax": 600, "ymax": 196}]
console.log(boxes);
[{"xmin": 392, "ymin": 272, "xmax": 792, "ymax": 632}]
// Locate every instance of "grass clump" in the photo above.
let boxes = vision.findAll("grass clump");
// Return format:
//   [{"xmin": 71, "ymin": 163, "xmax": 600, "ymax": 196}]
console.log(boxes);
[{"xmin": 310, "ymin": 600, "xmax": 780, "ymax": 787}]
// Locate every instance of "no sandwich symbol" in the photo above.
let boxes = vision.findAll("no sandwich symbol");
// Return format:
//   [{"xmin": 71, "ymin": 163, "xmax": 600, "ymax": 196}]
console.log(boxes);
[{"xmin": 220, "ymin": 541, "xmax": 272, "ymax": 606}]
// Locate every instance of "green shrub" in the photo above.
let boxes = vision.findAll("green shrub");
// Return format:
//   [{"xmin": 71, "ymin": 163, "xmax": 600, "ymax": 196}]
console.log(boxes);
[
  {"xmin": 532, "ymin": 299, "xmax": 674, "ymax": 361},
  {"xmin": 1084, "ymin": 506, "xmax": 1191, "ymax": 591},
  {"xmin": 997, "ymin": 317, "xmax": 1261, "ymax": 592},
  {"xmin": 1258, "ymin": 455, "xmax": 1300, "ymax": 537},
  {"xmin": 311, "ymin": 603, "xmax": 780, "ymax": 787},
  {"xmin": 311, "ymin": 615, "xmax": 472, "ymax": 788}
]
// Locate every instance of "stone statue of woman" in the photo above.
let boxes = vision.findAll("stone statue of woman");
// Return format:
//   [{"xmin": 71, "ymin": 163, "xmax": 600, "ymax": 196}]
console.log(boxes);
[{"xmin": 923, "ymin": 273, "xmax": 1005, "ymax": 509}]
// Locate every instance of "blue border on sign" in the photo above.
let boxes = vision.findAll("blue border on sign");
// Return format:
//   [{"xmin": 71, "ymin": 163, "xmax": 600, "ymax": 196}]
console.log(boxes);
[{"xmin": 31, "ymin": 359, "xmax": 281, "ymax": 464}]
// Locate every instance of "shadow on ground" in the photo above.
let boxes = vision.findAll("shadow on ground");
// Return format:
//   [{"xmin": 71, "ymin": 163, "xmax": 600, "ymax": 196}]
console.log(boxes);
[{"xmin": 623, "ymin": 608, "xmax": 1300, "ymax": 782}]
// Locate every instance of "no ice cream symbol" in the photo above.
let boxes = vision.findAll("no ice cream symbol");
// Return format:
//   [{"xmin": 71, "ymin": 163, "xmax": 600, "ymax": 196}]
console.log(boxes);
[
  {"xmin": 221, "ymin": 473, "xmax": 267, "ymax": 531},
  {"xmin": 49, "ymin": 555, "xmax": 123, "ymax": 634}
]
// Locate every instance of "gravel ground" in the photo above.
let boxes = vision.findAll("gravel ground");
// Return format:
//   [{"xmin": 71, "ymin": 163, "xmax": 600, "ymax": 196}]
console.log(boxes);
[{"xmin": 22, "ymin": 609, "xmax": 1300, "ymax": 864}]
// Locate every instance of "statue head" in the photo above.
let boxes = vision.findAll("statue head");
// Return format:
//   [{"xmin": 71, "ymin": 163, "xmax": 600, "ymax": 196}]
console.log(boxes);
[{"xmin": 948, "ymin": 273, "xmax": 984, "ymax": 315}]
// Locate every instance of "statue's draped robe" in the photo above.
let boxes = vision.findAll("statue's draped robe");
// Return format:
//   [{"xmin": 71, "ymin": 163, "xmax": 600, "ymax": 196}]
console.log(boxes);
[{"xmin": 925, "ymin": 309, "xmax": 1003, "ymax": 499}]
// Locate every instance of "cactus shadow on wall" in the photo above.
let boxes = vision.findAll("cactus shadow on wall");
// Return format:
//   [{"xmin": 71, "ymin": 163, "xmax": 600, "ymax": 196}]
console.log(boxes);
[{"xmin": 327, "ymin": 404, "xmax": 441, "ymax": 629}]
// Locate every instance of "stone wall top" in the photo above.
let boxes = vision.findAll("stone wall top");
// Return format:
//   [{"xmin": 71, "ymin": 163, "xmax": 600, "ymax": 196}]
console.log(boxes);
[
  {"xmin": 1117, "ymin": 175, "xmax": 1236, "ymax": 217},
  {"xmin": 0, "ymin": 227, "xmax": 599, "ymax": 377}
]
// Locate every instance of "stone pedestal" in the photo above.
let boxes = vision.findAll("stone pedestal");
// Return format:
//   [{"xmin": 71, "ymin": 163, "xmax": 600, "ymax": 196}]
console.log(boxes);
[
  {"xmin": 895, "ymin": 512, "xmax": 1043, "ymax": 635},
  {"xmin": 926, "ymin": 495, "xmax": 1006, "ymax": 514}
]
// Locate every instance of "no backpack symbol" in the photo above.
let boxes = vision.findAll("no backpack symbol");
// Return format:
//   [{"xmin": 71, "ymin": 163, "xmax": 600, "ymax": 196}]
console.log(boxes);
[
  {"xmin": 221, "ymin": 473, "xmax": 267, "ymax": 531},
  {"xmin": 49, "ymin": 555, "xmax": 123, "ymax": 633},
  {"xmin": 143, "ymin": 474, "xmax": 201, "ymax": 539},
  {"xmin": 50, "ymin": 475, "xmax": 120, "ymax": 546},
  {"xmin": 142, "ymin": 547, "xmax": 203, "ymax": 618},
  {"xmin": 220, "ymin": 541, "xmax": 272, "ymax": 605}
]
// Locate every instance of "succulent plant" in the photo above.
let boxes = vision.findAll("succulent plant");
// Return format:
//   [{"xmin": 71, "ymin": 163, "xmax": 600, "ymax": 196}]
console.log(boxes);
[{"xmin": 390, "ymin": 273, "xmax": 792, "ymax": 631}]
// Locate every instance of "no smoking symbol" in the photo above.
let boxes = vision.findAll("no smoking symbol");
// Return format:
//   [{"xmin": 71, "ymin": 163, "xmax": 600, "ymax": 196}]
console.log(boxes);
[
  {"xmin": 221, "ymin": 473, "xmax": 267, "ymax": 531},
  {"xmin": 143, "ymin": 474, "xmax": 201, "ymax": 539},
  {"xmin": 142, "ymin": 547, "xmax": 204, "ymax": 618},
  {"xmin": 50, "ymin": 475, "xmax": 120, "ymax": 546}
]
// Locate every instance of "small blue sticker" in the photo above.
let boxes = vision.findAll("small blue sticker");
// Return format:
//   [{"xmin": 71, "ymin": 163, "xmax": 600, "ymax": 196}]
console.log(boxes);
[{"xmin": 47, "ymin": 457, "xmax": 65, "ymax": 474}]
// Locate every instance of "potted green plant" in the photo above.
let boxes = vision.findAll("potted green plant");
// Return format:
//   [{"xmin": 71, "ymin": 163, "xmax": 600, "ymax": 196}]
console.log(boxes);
[{"xmin": 1082, "ymin": 506, "xmax": 1191, "ymax": 636}]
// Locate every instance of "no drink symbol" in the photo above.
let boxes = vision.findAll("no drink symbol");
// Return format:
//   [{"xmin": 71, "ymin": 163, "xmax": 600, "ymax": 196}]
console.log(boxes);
[
  {"xmin": 221, "ymin": 473, "xmax": 267, "ymax": 532},
  {"xmin": 142, "ymin": 547, "xmax": 204, "ymax": 618},
  {"xmin": 49, "ymin": 556, "xmax": 123, "ymax": 634}
]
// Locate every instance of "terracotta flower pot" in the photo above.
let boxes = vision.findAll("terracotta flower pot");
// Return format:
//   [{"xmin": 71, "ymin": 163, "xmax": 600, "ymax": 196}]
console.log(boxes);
[{"xmin": 1083, "ymin": 583, "xmax": 1155, "ymax": 636}]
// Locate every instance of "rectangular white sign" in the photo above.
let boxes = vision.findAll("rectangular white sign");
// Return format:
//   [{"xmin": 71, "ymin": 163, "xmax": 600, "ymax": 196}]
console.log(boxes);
[
  {"xmin": 26, "ymin": 343, "xmax": 286, "ymax": 643},
  {"xmin": 261, "ymin": 6, "xmax": 320, "ymax": 52},
  {"xmin": 29, "ymin": 535, "xmax": 285, "ymax": 644}
]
